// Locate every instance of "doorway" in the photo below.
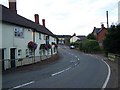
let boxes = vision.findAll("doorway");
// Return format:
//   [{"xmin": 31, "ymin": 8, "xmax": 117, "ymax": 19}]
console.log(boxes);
[
  {"xmin": 10, "ymin": 48, "xmax": 16, "ymax": 68},
  {"xmin": 2, "ymin": 49, "xmax": 5, "ymax": 70}
]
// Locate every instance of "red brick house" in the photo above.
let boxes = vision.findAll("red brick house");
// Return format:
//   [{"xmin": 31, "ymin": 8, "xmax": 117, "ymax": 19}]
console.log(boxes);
[{"xmin": 92, "ymin": 24, "xmax": 108, "ymax": 47}]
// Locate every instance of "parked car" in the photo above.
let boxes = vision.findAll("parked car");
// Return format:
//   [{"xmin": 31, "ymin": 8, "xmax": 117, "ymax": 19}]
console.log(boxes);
[{"xmin": 70, "ymin": 45, "xmax": 75, "ymax": 49}]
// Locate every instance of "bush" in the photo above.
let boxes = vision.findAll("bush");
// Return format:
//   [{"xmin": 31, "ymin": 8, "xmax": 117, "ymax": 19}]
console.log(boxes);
[{"xmin": 79, "ymin": 39, "xmax": 101, "ymax": 53}]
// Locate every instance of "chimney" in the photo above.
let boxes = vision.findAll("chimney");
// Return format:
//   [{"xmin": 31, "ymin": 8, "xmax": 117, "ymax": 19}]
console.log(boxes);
[
  {"xmin": 101, "ymin": 24, "xmax": 105, "ymax": 29},
  {"xmin": 9, "ymin": 0, "xmax": 17, "ymax": 14},
  {"xmin": 94, "ymin": 27, "xmax": 96, "ymax": 30},
  {"xmin": 42, "ymin": 19, "xmax": 45, "ymax": 27},
  {"xmin": 34, "ymin": 14, "xmax": 39, "ymax": 24}
]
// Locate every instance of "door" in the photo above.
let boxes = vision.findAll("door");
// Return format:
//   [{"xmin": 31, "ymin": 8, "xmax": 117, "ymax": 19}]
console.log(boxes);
[
  {"xmin": 10, "ymin": 48, "xmax": 16, "ymax": 68},
  {"xmin": 46, "ymin": 36, "xmax": 49, "ymax": 44},
  {"xmin": 2, "ymin": 49, "xmax": 5, "ymax": 70}
]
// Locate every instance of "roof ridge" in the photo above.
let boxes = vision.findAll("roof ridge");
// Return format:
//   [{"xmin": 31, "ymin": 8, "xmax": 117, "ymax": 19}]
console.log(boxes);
[{"xmin": 1, "ymin": 4, "xmax": 55, "ymax": 37}]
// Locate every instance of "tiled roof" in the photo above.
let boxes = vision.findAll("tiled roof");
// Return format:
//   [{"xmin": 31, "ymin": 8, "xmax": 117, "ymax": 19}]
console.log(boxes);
[
  {"xmin": 0, "ymin": 4, "xmax": 55, "ymax": 37},
  {"xmin": 93, "ymin": 28, "xmax": 101, "ymax": 34},
  {"xmin": 93, "ymin": 27, "xmax": 107, "ymax": 35}
]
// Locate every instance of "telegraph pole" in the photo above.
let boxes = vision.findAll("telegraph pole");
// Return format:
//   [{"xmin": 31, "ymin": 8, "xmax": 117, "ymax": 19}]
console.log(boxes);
[{"xmin": 106, "ymin": 11, "xmax": 109, "ymax": 28}]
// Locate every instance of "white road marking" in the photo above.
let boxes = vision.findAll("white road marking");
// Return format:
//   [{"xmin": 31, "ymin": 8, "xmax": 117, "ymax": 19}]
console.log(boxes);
[
  {"xmin": 51, "ymin": 67, "xmax": 72, "ymax": 76},
  {"xmin": 65, "ymin": 67, "xmax": 71, "ymax": 71},
  {"xmin": 9, "ymin": 81, "xmax": 35, "ymax": 90},
  {"xmin": 78, "ymin": 58, "xmax": 80, "ymax": 60},
  {"xmin": 75, "ymin": 63, "xmax": 77, "ymax": 66},
  {"xmin": 75, "ymin": 56, "xmax": 77, "ymax": 58},
  {"xmin": 101, "ymin": 59, "xmax": 111, "ymax": 89},
  {"xmin": 70, "ymin": 60, "xmax": 75, "ymax": 62}
]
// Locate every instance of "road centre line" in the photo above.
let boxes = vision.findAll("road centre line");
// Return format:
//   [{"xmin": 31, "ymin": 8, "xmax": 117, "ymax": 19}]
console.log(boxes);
[
  {"xmin": 101, "ymin": 59, "xmax": 111, "ymax": 89},
  {"xmin": 9, "ymin": 81, "xmax": 35, "ymax": 90},
  {"xmin": 75, "ymin": 56, "xmax": 77, "ymax": 58},
  {"xmin": 51, "ymin": 67, "xmax": 72, "ymax": 76},
  {"xmin": 75, "ymin": 63, "xmax": 77, "ymax": 66}
]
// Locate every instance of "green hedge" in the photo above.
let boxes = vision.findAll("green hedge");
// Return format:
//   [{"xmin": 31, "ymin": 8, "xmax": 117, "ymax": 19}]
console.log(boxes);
[
  {"xmin": 80, "ymin": 39, "xmax": 101, "ymax": 53},
  {"xmin": 70, "ymin": 39, "xmax": 101, "ymax": 53}
]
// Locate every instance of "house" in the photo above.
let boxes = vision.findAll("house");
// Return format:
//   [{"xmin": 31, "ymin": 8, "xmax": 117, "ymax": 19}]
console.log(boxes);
[
  {"xmin": 92, "ymin": 24, "xmax": 108, "ymax": 47},
  {"xmin": 0, "ymin": 0, "xmax": 57, "ymax": 70},
  {"xmin": 70, "ymin": 33, "xmax": 86, "ymax": 43},
  {"xmin": 56, "ymin": 35, "xmax": 71, "ymax": 45}
]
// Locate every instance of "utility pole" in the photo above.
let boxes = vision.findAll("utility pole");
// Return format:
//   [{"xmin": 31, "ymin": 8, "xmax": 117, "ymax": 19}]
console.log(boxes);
[{"xmin": 106, "ymin": 11, "xmax": 109, "ymax": 28}]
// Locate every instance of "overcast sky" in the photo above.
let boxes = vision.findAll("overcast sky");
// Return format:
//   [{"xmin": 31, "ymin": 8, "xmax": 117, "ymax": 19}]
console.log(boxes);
[{"xmin": 0, "ymin": 0, "xmax": 119, "ymax": 36}]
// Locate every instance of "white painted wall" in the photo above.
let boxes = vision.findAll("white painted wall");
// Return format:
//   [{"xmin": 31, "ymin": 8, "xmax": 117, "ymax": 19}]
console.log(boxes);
[
  {"xmin": 49, "ymin": 36, "xmax": 56, "ymax": 44},
  {"xmin": 14, "ymin": 26, "xmax": 33, "ymax": 58},
  {"xmin": 2, "ymin": 23, "xmax": 15, "ymax": 59},
  {"xmin": 2, "ymin": 23, "xmax": 33, "ymax": 61},
  {"xmin": 2, "ymin": 22, "xmax": 57, "ymax": 70},
  {"xmin": 35, "ymin": 32, "xmax": 45, "ymax": 56},
  {"xmin": 70, "ymin": 36, "xmax": 80, "ymax": 43},
  {"xmin": 50, "ymin": 36, "xmax": 57, "ymax": 54}
]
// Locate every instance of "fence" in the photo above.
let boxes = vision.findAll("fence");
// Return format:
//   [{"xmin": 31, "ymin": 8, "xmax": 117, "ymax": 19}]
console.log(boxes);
[
  {"xmin": 108, "ymin": 53, "xmax": 120, "ymax": 62},
  {"xmin": 1, "ymin": 55, "xmax": 52, "ymax": 70}
]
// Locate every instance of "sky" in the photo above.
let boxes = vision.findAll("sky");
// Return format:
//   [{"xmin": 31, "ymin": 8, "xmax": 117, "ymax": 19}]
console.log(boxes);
[{"xmin": 0, "ymin": 0, "xmax": 119, "ymax": 36}]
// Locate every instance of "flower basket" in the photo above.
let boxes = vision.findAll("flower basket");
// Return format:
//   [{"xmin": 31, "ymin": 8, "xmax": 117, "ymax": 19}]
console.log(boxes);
[
  {"xmin": 47, "ymin": 44, "xmax": 51, "ymax": 49},
  {"xmin": 28, "ymin": 41, "xmax": 37, "ymax": 50},
  {"xmin": 45, "ymin": 44, "xmax": 48, "ymax": 50}
]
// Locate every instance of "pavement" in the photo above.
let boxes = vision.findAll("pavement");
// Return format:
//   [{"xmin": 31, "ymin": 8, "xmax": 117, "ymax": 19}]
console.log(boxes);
[{"xmin": 2, "ymin": 54, "xmax": 60, "ymax": 74}]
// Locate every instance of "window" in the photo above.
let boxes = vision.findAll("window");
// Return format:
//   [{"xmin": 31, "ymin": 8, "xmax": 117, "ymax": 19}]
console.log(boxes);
[
  {"xmin": 26, "ymin": 49, "xmax": 29, "ymax": 57},
  {"xmin": 44, "ymin": 34, "xmax": 46, "ymax": 40},
  {"xmin": 14, "ymin": 27, "xmax": 24, "ymax": 38},
  {"xmin": 46, "ymin": 36, "xmax": 49, "ymax": 44},
  {"xmin": 54, "ymin": 38, "xmax": 56, "ymax": 41},
  {"xmin": 39, "ymin": 33, "xmax": 42, "ymax": 40},
  {"xmin": 29, "ymin": 50, "xmax": 33, "ymax": 58},
  {"xmin": 18, "ymin": 49, "xmax": 22, "ymax": 56}
]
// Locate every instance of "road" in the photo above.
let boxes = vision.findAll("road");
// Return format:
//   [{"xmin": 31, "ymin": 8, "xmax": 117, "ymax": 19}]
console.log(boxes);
[{"xmin": 2, "ymin": 45, "xmax": 110, "ymax": 89}]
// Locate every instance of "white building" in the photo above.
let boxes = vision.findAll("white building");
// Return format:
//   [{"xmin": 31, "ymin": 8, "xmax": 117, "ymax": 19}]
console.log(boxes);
[
  {"xmin": 0, "ymin": 1, "xmax": 57, "ymax": 70},
  {"xmin": 118, "ymin": 1, "xmax": 120, "ymax": 24},
  {"xmin": 70, "ymin": 36, "xmax": 80, "ymax": 43},
  {"xmin": 70, "ymin": 35, "xmax": 86, "ymax": 43}
]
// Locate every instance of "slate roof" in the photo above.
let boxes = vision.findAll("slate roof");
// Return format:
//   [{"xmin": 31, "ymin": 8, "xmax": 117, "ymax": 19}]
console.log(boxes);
[
  {"xmin": 0, "ymin": 4, "xmax": 55, "ymax": 37},
  {"xmin": 77, "ymin": 35, "xmax": 86, "ymax": 40},
  {"xmin": 56, "ymin": 35, "xmax": 71, "ymax": 38}
]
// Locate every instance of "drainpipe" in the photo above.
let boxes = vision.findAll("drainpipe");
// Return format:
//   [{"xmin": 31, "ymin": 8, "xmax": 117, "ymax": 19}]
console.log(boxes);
[{"xmin": 33, "ymin": 30, "xmax": 35, "ymax": 63}]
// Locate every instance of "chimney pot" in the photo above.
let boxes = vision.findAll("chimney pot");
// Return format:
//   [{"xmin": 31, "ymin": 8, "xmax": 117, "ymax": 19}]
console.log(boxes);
[
  {"xmin": 34, "ymin": 14, "xmax": 39, "ymax": 24},
  {"xmin": 42, "ymin": 19, "xmax": 45, "ymax": 27},
  {"xmin": 9, "ymin": 0, "xmax": 17, "ymax": 14},
  {"xmin": 101, "ymin": 24, "xmax": 104, "ymax": 29},
  {"xmin": 94, "ymin": 27, "xmax": 96, "ymax": 29}
]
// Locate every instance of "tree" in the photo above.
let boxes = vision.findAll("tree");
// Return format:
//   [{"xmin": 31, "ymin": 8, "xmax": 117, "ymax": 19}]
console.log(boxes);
[
  {"xmin": 103, "ymin": 24, "xmax": 120, "ymax": 54},
  {"xmin": 87, "ymin": 33, "xmax": 96, "ymax": 40}
]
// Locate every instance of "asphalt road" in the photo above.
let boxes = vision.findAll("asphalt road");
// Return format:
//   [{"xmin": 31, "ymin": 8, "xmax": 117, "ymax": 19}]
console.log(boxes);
[{"xmin": 2, "ymin": 45, "xmax": 110, "ymax": 89}]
